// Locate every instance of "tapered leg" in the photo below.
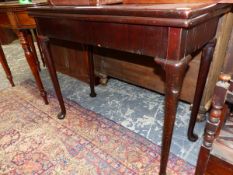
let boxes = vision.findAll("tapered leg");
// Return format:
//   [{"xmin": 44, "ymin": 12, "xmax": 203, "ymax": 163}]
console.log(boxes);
[
  {"xmin": 33, "ymin": 29, "xmax": 46, "ymax": 67},
  {"xmin": 155, "ymin": 56, "xmax": 191, "ymax": 175},
  {"xmin": 188, "ymin": 39, "xmax": 217, "ymax": 142},
  {"xmin": 87, "ymin": 46, "xmax": 96, "ymax": 97},
  {"xmin": 27, "ymin": 29, "xmax": 41, "ymax": 71},
  {"xmin": 17, "ymin": 30, "xmax": 48, "ymax": 105},
  {"xmin": 0, "ymin": 44, "xmax": 15, "ymax": 87},
  {"xmin": 38, "ymin": 35, "xmax": 66, "ymax": 119}
]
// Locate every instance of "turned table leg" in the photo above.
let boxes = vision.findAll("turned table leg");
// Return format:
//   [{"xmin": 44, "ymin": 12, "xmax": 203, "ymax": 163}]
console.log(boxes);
[
  {"xmin": 87, "ymin": 46, "xmax": 97, "ymax": 97},
  {"xmin": 155, "ymin": 56, "xmax": 191, "ymax": 175},
  {"xmin": 17, "ymin": 30, "xmax": 48, "ymax": 105},
  {"xmin": 188, "ymin": 39, "xmax": 217, "ymax": 142},
  {"xmin": 0, "ymin": 44, "xmax": 15, "ymax": 87},
  {"xmin": 38, "ymin": 35, "xmax": 66, "ymax": 119}
]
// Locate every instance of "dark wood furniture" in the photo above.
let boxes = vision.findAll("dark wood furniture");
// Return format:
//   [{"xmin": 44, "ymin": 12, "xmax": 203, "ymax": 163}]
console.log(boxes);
[
  {"xmin": 0, "ymin": 27, "xmax": 16, "ymax": 44},
  {"xmin": 195, "ymin": 28, "xmax": 233, "ymax": 175},
  {"xmin": 49, "ymin": 41, "xmax": 93, "ymax": 84},
  {"xmin": 29, "ymin": 3, "xmax": 231, "ymax": 175},
  {"xmin": 0, "ymin": 0, "xmax": 48, "ymax": 103},
  {"xmin": 123, "ymin": 0, "xmax": 218, "ymax": 4},
  {"xmin": 48, "ymin": 10, "xmax": 233, "ymax": 124},
  {"xmin": 122, "ymin": 0, "xmax": 232, "ymax": 4},
  {"xmin": 0, "ymin": 44, "xmax": 14, "ymax": 86},
  {"xmin": 195, "ymin": 73, "xmax": 233, "ymax": 175},
  {"xmin": 48, "ymin": 0, "xmax": 122, "ymax": 6}
]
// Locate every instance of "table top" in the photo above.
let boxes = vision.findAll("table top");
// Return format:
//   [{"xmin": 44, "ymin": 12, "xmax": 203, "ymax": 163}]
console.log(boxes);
[
  {"xmin": 29, "ymin": 3, "xmax": 229, "ymax": 18},
  {"xmin": 29, "ymin": 3, "xmax": 231, "ymax": 28}
]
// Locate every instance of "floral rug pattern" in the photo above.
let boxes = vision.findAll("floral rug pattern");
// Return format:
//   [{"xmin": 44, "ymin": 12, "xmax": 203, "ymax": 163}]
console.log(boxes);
[{"xmin": 0, "ymin": 83, "xmax": 194, "ymax": 174}]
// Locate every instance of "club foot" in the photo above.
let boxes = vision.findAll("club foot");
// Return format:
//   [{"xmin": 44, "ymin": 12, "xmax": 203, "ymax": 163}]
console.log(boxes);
[
  {"xmin": 57, "ymin": 111, "xmax": 66, "ymax": 120},
  {"xmin": 188, "ymin": 133, "xmax": 198, "ymax": 142},
  {"xmin": 90, "ymin": 92, "xmax": 97, "ymax": 97}
]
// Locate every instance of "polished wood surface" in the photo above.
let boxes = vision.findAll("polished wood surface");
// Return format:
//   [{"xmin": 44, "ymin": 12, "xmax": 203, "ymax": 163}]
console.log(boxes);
[
  {"xmin": 124, "ymin": 0, "xmax": 216, "ymax": 4},
  {"xmin": 49, "ymin": 0, "xmax": 122, "ymax": 6},
  {"xmin": 123, "ymin": 0, "xmax": 232, "ymax": 3},
  {"xmin": 0, "ymin": 0, "xmax": 47, "ymax": 29},
  {"xmin": 0, "ymin": 0, "xmax": 48, "ymax": 104},
  {"xmin": 29, "ymin": 3, "xmax": 231, "ymax": 175}
]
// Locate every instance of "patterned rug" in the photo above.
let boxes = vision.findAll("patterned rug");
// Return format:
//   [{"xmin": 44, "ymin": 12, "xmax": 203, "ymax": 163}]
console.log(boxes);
[{"xmin": 0, "ymin": 82, "xmax": 195, "ymax": 174}]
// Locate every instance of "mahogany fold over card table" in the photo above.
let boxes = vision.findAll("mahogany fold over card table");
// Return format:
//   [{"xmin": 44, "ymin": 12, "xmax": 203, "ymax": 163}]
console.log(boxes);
[
  {"xmin": 0, "ymin": 0, "xmax": 48, "ymax": 104},
  {"xmin": 29, "ymin": 3, "xmax": 232, "ymax": 175}
]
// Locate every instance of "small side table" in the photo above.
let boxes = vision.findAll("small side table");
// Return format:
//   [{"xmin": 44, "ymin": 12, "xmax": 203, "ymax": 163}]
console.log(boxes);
[{"xmin": 0, "ymin": 0, "xmax": 48, "ymax": 104}]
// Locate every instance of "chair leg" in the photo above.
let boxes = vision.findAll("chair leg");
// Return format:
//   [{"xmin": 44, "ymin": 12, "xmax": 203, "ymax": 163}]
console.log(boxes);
[{"xmin": 195, "ymin": 74, "xmax": 230, "ymax": 175}]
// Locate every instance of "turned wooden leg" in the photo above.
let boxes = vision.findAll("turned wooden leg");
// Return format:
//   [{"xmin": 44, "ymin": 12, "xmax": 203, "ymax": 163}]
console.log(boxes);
[
  {"xmin": 27, "ymin": 29, "xmax": 41, "ymax": 71},
  {"xmin": 195, "ymin": 75, "xmax": 228, "ymax": 175},
  {"xmin": 17, "ymin": 30, "xmax": 48, "ymax": 105},
  {"xmin": 33, "ymin": 29, "xmax": 46, "ymax": 67},
  {"xmin": 87, "ymin": 46, "xmax": 97, "ymax": 97},
  {"xmin": 38, "ymin": 35, "xmax": 66, "ymax": 119},
  {"xmin": 188, "ymin": 39, "xmax": 217, "ymax": 142},
  {"xmin": 0, "ymin": 44, "xmax": 15, "ymax": 87},
  {"xmin": 155, "ymin": 56, "xmax": 191, "ymax": 175}
]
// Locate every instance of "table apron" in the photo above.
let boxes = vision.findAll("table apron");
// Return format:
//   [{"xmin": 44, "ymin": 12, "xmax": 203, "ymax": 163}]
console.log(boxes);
[{"xmin": 36, "ymin": 15, "xmax": 219, "ymax": 60}]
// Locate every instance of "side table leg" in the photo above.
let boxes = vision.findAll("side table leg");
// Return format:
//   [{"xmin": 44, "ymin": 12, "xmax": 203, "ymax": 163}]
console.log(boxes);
[
  {"xmin": 0, "ymin": 44, "xmax": 15, "ymax": 87},
  {"xmin": 87, "ymin": 46, "xmax": 97, "ymax": 97},
  {"xmin": 38, "ymin": 35, "xmax": 66, "ymax": 119},
  {"xmin": 188, "ymin": 39, "xmax": 217, "ymax": 142},
  {"xmin": 27, "ymin": 29, "xmax": 41, "ymax": 71},
  {"xmin": 17, "ymin": 30, "xmax": 48, "ymax": 105},
  {"xmin": 155, "ymin": 56, "xmax": 191, "ymax": 175},
  {"xmin": 33, "ymin": 29, "xmax": 46, "ymax": 67}
]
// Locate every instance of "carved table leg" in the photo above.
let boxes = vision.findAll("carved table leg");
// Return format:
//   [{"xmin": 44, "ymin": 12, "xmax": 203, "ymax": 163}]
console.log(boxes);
[
  {"xmin": 155, "ymin": 56, "xmax": 191, "ymax": 175},
  {"xmin": 87, "ymin": 46, "xmax": 97, "ymax": 97},
  {"xmin": 33, "ymin": 29, "xmax": 46, "ymax": 67},
  {"xmin": 38, "ymin": 35, "xmax": 66, "ymax": 119},
  {"xmin": 188, "ymin": 39, "xmax": 217, "ymax": 142},
  {"xmin": 27, "ymin": 29, "xmax": 41, "ymax": 71},
  {"xmin": 17, "ymin": 30, "xmax": 48, "ymax": 105},
  {"xmin": 0, "ymin": 44, "xmax": 15, "ymax": 87},
  {"xmin": 195, "ymin": 76, "xmax": 228, "ymax": 175}
]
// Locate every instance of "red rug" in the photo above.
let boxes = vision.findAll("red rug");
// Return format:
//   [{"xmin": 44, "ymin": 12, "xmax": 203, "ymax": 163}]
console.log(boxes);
[{"xmin": 0, "ymin": 82, "xmax": 194, "ymax": 174}]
